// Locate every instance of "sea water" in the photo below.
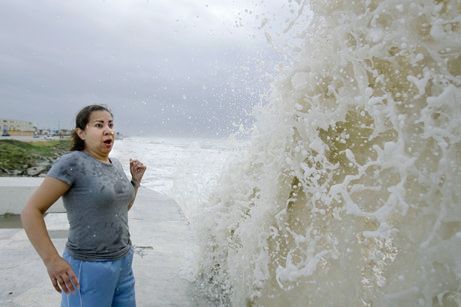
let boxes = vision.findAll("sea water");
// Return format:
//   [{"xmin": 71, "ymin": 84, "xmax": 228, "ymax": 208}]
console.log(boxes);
[
  {"xmin": 190, "ymin": 0, "xmax": 461, "ymax": 306},
  {"xmin": 111, "ymin": 136, "xmax": 246, "ymax": 220}
]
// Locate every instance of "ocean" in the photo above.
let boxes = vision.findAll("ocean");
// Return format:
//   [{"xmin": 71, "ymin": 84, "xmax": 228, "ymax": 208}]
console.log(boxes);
[
  {"xmin": 118, "ymin": 0, "xmax": 460, "ymax": 305},
  {"xmin": 111, "ymin": 136, "xmax": 247, "ymax": 221}
]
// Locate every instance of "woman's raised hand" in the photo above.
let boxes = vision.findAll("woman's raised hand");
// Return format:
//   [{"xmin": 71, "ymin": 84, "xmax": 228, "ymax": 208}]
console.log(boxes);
[{"xmin": 129, "ymin": 159, "xmax": 146, "ymax": 187}]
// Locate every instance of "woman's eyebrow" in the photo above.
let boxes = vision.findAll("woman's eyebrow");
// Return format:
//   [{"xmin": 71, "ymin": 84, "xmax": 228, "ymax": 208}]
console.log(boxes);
[{"xmin": 91, "ymin": 119, "xmax": 113, "ymax": 123}]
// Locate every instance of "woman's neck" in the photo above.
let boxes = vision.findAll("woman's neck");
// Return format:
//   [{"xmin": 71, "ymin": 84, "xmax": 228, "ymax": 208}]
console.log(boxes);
[{"xmin": 83, "ymin": 149, "xmax": 111, "ymax": 164}]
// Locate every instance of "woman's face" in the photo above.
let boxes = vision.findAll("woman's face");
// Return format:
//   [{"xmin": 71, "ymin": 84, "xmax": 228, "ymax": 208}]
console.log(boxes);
[{"xmin": 78, "ymin": 110, "xmax": 115, "ymax": 156}]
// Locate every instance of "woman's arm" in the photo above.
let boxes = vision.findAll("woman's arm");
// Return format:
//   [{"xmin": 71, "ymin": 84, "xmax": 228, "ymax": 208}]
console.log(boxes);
[
  {"xmin": 128, "ymin": 159, "xmax": 146, "ymax": 210},
  {"xmin": 129, "ymin": 180, "xmax": 140, "ymax": 210},
  {"xmin": 21, "ymin": 176, "xmax": 79, "ymax": 294}
]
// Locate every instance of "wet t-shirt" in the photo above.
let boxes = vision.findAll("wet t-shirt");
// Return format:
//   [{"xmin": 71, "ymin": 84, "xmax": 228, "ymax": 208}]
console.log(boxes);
[{"xmin": 47, "ymin": 150, "xmax": 135, "ymax": 261}]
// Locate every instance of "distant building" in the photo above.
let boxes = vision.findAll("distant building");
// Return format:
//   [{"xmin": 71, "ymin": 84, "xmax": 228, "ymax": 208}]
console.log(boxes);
[
  {"xmin": 36, "ymin": 128, "xmax": 72, "ymax": 138},
  {"xmin": 59, "ymin": 129, "xmax": 72, "ymax": 137},
  {"xmin": 1, "ymin": 119, "xmax": 36, "ymax": 137}
]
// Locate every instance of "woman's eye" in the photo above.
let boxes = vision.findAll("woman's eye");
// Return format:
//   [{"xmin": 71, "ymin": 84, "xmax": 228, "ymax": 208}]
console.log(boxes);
[
  {"xmin": 96, "ymin": 123, "xmax": 103, "ymax": 128},
  {"xmin": 109, "ymin": 123, "xmax": 114, "ymax": 128}
]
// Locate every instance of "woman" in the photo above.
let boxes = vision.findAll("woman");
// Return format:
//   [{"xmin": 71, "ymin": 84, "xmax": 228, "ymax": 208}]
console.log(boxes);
[{"xmin": 21, "ymin": 104, "xmax": 146, "ymax": 306}]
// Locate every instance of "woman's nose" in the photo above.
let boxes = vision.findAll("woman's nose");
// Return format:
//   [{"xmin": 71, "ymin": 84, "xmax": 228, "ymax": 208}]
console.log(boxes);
[{"xmin": 104, "ymin": 126, "xmax": 114, "ymax": 135}]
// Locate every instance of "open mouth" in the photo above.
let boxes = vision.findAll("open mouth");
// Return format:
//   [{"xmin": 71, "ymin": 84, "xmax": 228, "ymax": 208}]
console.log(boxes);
[{"xmin": 103, "ymin": 139, "xmax": 113, "ymax": 146}]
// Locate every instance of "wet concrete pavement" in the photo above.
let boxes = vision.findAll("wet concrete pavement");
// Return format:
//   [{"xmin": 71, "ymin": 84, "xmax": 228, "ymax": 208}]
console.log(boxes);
[{"xmin": 0, "ymin": 188, "xmax": 212, "ymax": 306}]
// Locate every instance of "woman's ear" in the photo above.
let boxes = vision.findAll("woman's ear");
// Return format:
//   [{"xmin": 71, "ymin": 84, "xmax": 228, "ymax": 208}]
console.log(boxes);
[{"xmin": 76, "ymin": 128, "xmax": 86, "ymax": 141}]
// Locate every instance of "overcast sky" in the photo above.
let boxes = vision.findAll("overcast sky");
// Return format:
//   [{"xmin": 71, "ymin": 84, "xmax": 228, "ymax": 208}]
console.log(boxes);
[{"xmin": 0, "ymin": 0, "xmax": 307, "ymax": 137}]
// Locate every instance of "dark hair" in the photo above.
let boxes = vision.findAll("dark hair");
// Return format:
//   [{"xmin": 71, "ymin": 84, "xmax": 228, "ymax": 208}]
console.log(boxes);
[{"xmin": 70, "ymin": 104, "xmax": 113, "ymax": 151}]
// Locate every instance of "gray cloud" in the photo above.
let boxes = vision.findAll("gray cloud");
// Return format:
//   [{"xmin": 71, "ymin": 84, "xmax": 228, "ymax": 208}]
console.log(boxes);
[{"xmin": 0, "ymin": 0, "xmax": 296, "ymax": 137}]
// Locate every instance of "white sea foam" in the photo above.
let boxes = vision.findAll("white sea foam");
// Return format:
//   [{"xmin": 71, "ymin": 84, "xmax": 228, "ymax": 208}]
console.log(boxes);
[
  {"xmin": 195, "ymin": 0, "xmax": 461, "ymax": 306},
  {"xmin": 111, "ymin": 136, "xmax": 245, "ymax": 220}
]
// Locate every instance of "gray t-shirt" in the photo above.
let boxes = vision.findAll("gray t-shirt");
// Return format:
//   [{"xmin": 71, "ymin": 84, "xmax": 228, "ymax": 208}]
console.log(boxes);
[{"xmin": 47, "ymin": 150, "xmax": 135, "ymax": 261}]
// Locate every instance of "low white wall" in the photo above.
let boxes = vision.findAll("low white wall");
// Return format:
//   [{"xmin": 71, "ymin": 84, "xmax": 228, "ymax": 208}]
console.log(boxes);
[{"xmin": 0, "ymin": 177, "xmax": 65, "ymax": 214}]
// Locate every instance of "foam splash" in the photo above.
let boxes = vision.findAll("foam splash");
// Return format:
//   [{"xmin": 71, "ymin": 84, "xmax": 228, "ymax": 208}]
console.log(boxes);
[{"xmin": 196, "ymin": 0, "xmax": 461, "ymax": 305}]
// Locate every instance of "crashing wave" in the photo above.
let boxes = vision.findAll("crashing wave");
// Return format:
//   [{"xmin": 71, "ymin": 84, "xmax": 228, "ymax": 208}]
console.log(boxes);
[{"xmin": 197, "ymin": 0, "xmax": 461, "ymax": 306}]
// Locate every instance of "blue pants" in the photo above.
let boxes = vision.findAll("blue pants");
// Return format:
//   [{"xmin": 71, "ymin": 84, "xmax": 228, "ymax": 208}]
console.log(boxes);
[{"xmin": 61, "ymin": 248, "xmax": 136, "ymax": 307}]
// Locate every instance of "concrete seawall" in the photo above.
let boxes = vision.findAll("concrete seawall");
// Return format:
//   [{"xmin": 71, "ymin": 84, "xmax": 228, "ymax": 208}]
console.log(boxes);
[{"xmin": 0, "ymin": 177, "xmax": 65, "ymax": 214}]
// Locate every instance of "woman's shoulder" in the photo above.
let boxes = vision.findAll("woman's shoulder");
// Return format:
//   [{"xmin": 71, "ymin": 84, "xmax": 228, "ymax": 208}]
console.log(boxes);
[
  {"xmin": 59, "ymin": 150, "xmax": 84, "ymax": 159},
  {"xmin": 53, "ymin": 150, "xmax": 84, "ymax": 165},
  {"xmin": 61, "ymin": 150, "xmax": 83, "ymax": 158},
  {"xmin": 48, "ymin": 151, "xmax": 85, "ymax": 181}
]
